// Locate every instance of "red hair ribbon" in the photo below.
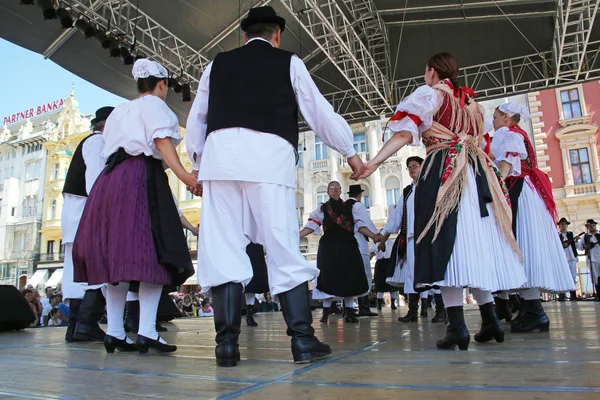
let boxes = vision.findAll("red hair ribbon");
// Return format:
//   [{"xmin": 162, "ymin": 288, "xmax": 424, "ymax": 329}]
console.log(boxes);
[
  {"xmin": 383, "ymin": 111, "xmax": 422, "ymax": 141},
  {"xmin": 453, "ymin": 86, "xmax": 477, "ymax": 107}
]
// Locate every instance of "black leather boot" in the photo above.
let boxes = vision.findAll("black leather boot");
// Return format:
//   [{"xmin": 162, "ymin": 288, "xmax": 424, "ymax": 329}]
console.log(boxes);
[
  {"xmin": 474, "ymin": 302, "xmax": 504, "ymax": 343},
  {"xmin": 436, "ymin": 306, "xmax": 470, "ymax": 350},
  {"xmin": 246, "ymin": 304, "xmax": 258, "ymax": 327},
  {"xmin": 420, "ymin": 296, "xmax": 429, "ymax": 317},
  {"xmin": 510, "ymin": 299, "xmax": 550, "ymax": 333},
  {"xmin": 65, "ymin": 299, "xmax": 82, "ymax": 342},
  {"xmin": 596, "ymin": 284, "xmax": 600, "ymax": 301},
  {"xmin": 570, "ymin": 290, "xmax": 578, "ymax": 301},
  {"xmin": 510, "ymin": 297, "xmax": 526, "ymax": 329},
  {"xmin": 330, "ymin": 301, "xmax": 342, "ymax": 314},
  {"xmin": 278, "ymin": 282, "xmax": 332, "ymax": 363},
  {"xmin": 377, "ymin": 298, "xmax": 383, "ymax": 310},
  {"xmin": 358, "ymin": 296, "xmax": 378, "ymax": 316},
  {"xmin": 73, "ymin": 289, "xmax": 106, "ymax": 342},
  {"xmin": 390, "ymin": 297, "xmax": 397, "ymax": 310},
  {"xmin": 494, "ymin": 297, "xmax": 513, "ymax": 322},
  {"xmin": 398, "ymin": 294, "xmax": 419, "ymax": 322},
  {"xmin": 124, "ymin": 300, "xmax": 139, "ymax": 333},
  {"xmin": 212, "ymin": 282, "xmax": 243, "ymax": 367},
  {"xmin": 344, "ymin": 307, "xmax": 359, "ymax": 323},
  {"xmin": 431, "ymin": 293, "xmax": 447, "ymax": 323},
  {"xmin": 319, "ymin": 307, "xmax": 330, "ymax": 323},
  {"xmin": 557, "ymin": 293, "xmax": 566, "ymax": 302}
]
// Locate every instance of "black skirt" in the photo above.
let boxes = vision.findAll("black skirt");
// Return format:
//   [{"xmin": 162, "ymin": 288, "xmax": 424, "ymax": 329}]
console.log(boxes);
[
  {"xmin": 316, "ymin": 228, "xmax": 368, "ymax": 297},
  {"xmin": 413, "ymin": 149, "xmax": 493, "ymax": 287},
  {"xmin": 374, "ymin": 259, "xmax": 397, "ymax": 292},
  {"xmin": 0, "ymin": 285, "xmax": 36, "ymax": 331},
  {"xmin": 245, "ymin": 243, "xmax": 269, "ymax": 294}
]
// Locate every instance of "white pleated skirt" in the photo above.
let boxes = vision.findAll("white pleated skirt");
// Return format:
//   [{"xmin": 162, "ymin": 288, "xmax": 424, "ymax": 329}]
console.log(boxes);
[
  {"xmin": 386, "ymin": 238, "xmax": 420, "ymax": 294},
  {"xmin": 516, "ymin": 178, "xmax": 575, "ymax": 292},
  {"xmin": 416, "ymin": 166, "xmax": 528, "ymax": 292}
]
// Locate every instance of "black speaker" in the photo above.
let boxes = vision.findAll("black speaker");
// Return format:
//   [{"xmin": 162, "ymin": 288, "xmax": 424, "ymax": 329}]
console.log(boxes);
[{"xmin": 0, "ymin": 285, "xmax": 36, "ymax": 331}]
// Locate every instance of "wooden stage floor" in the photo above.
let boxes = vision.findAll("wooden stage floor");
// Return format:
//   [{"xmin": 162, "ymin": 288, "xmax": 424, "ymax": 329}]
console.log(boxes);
[{"xmin": 1, "ymin": 302, "xmax": 599, "ymax": 400}]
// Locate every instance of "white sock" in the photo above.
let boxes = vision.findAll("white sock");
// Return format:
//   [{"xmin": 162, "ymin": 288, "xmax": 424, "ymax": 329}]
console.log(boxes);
[
  {"xmin": 126, "ymin": 291, "xmax": 139, "ymax": 301},
  {"xmin": 343, "ymin": 296, "xmax": 354, "ymax": 306},
  {"xmin": 138, "ymin": 282, "xmax": 165, "ymax": 344},
  {"xmin": 322, "ymin": 298, "xmax": 333, "ymax": 308},
  {"xmin": 431, "ymin": 289, "xmax": 441, "ymax": 295},
  {"xmin": 377, "ymin": 292, "xmax": 384, "ymax": 299},
  {"xmin": 495, "ymin": 291, "xmax": 509, "ymax": 300},
  {"xmin": 472, "ymin": 288, "xmax": 494, "ymax": 305},
  {"xmin": 245, "ymin": 292, "xmax": 256, "ymax": 306},
  {"xmin": 390, "ymin": 292, "xmax": 398, "ymax": 299},
  {"xmin": 420, "ymin": 291, "xmax": 429, "ymax": 299},
  {"xmin": 520, "ymin": 288, "xmax": 541, "ymax": 300},
  {"xmin": 440, "ymin": 286, "xmax": 464, "ymax": 308},
  {"xmin": 106, "ymin": 282, "xmax": 131, "ymax": 342}
]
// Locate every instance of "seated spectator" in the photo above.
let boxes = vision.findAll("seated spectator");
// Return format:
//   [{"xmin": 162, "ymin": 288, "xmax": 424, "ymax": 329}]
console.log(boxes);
[
  {"xmin": 198, "ymin": 299, "xmax": 214, "ymax": 317},
  {"xmin": 56, "ymin": 294, "xmax": 70, "ymax": 325},
  {"xmin": 182, "ymin": 294, "xmax": 194, "ymax": 316},
  {"xmin": 176, "ymin": 298, "xmax": 193, "ymax": 317},
  {"xmin": 42, "ymin": 294, "xmax": 64, "ymax": 327},
  {"xmin": 22, "ymin": 289, "xmax": 41, "ymax": 328},
  {"xmin": 47, "ymin": 308, "xmax": 63, "ymax": 326},
  {"xmin": 41, "ymin": 287, "xmax": 54, "ymax": 309}
]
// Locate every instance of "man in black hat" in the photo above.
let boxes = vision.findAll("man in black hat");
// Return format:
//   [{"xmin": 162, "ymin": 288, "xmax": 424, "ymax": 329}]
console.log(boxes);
[
  {"xmin": 61, "ymin": 106, "xmax": 113, "ymax": 343},
  {"xmin": 578, "ymin": 219, "xmax": 600, "ymax": 300},
  {"xmin": 346, "ymin": 184, "xmax": 380, "ymax": 317},
  {"xmin": 186, "ymin": 5, "xmax": 364, "ymax": 367},
  {"xmin": 558, "ymin": 217, "xmax": 582, "ymax": 301}
]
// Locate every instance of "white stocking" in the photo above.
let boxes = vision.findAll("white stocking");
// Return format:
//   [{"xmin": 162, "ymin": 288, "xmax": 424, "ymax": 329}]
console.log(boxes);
[
  {"xmin": 245, "ymin": 293, "xmax": 256, "ymax": 305},
  {"xmin": 440, "ymin": 286, "xmax": 464, "ymax": 308},
  {"xmin": 472, "ymin": 288, "xmax": 494, "ymax": 305},
  {"xmin": 106, "ymin": 282, "xmax": 132, "ymax": 343},
  {"xmin": 138, "ymin": 282, "xmax": 164, "ymax": 343}
]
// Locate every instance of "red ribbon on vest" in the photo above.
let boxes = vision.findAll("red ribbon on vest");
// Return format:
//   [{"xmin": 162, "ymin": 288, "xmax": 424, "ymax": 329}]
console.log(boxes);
[
  {"xmin": 482, "ymin": 133, "xmax": 491, "ymax": 155},
  {"xmin": 383, "ymin": 111, "xmax": 423, "ymax": 141}
]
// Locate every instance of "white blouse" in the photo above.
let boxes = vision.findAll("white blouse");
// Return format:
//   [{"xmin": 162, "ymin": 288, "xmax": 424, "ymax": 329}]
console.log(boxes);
[
  {"xmin": 102, "ymin": 95, "xmax": 182, "ymax": 161},
  {"xmin": 490, "ymin": 126, "xmax": 527, "ymax": 177}
]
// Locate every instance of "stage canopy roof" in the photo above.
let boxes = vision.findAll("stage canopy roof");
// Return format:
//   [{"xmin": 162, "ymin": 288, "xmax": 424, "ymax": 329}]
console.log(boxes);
[{"xmin": 1, "ymin": 0, "xmax": 598, "ymax": 126}]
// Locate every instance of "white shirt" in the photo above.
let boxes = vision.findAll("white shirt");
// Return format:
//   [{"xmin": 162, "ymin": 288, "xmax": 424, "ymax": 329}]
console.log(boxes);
[
  {"xmin": 102, "ymin": 95, "xmax": 181, "ymax": 161},
  {"xmin": 186, "ymin": 37, "xmax": 356, "ymax": 189},
  {"xmin": 304, "ymin": 199, "xmax": 375, "ymax": 255},
  {"xmin": 61, "ymin": 133, "xmax": 105, "ymax": 243},
  {"xmin": 559, "ymin": 232, "xmax": 577, "ymax": 263},
  {"xmin": 381, "ymin": 183, "xmax": 416, "ymax": 239},
  {"xmin": 578, "ymin": 233, "xmax": 600, "ymax": 263}
]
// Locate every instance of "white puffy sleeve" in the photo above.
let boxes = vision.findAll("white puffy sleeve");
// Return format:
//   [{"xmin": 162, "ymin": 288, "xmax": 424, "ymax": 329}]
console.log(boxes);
[
  {"xmin": 577, "ymin": 235, "xmax": 585, "ymax": 251},
  {"xmin": 143, "ymin": 96, "xmax": 182, "ymax": 151},
  {"xmin": 304, "ymin": 207, "xmax": 324, "ymax": 235},
  {"xmin": 352, "ymin": 202, "xmax": 376, "ymax": 234},
  {"xmin": 387, "ymin": 85, "xmax": 440, "ymax": 146},
  {"xmin": 381, "ymin": 196, "xmax": 404, "ymax": 236},
  {"xmin": 490, "ymin": 126, "xmax": 527, "ymax": 177}
]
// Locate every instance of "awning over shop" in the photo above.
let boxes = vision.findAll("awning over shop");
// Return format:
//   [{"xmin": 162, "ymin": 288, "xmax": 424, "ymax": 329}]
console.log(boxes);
[
  {"xmin": 45, "ymin": 269, "xmax": 63, "ymax": 288},
  {"xmin": 28, "ymin": 269, "xmax": 48, "ymax": 288}
]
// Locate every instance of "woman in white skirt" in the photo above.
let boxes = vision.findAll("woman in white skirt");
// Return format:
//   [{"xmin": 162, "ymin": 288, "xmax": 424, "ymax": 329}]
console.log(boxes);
[
  {"xmin": 491, "ymin": 102, "xmax": 575, "ymax": 333},
  {"xmin": 358, "ymin": 53, "xmax": 527, "ymax": 350}
]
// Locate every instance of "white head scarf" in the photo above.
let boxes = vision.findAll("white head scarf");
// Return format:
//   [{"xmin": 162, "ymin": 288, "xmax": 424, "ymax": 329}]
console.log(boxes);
[
  {"xmin": 131, "ymin": 59, "xmax": 168, "ymax": 81},
  {"xmin": 498, "ymin": 102, "xmax": 531, "ymax": 121}
]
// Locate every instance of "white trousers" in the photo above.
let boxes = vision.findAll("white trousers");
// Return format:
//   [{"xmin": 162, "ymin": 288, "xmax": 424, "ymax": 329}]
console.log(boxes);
[
  {"xmin": 198, "ymin": 180, "xmax": 319, "ymax": 296},
  {"xmin": 568, "ymin": 260, "xmax": 577, "ymax": 283},
  {"xmin": 362, "ymin": 253, "xmax": 372, "ymax": 291},
  {"xmin": 62, "ymin": 243, "xmax": 104, "ymax": 301},
  {"xmin": 588, "ymin": 261, "xmax": 600, "ymax": 285}
]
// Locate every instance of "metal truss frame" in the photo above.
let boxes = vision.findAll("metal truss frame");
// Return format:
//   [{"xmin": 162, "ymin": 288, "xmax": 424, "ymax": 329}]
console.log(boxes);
[
  {"xmin": 279, "ymin": 0, "xmax": 392, "ymax": 115},
  {"xmin": 553, "ymin": 0, "xmax": 600, "ymax": 84}
]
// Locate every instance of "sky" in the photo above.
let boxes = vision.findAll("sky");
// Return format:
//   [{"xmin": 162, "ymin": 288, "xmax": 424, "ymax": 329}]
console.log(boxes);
[{"xmin": 0, "ymin": 38, "xmax": 126, "ymax": 122}]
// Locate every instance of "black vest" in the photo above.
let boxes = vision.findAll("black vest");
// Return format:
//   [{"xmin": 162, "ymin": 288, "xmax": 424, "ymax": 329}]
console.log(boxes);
[
  {"xmin": 63, "ymin": 133, "xmax": 101, "ymax": 197},
  {"xmin": 560, "ymin": 231, "xmax": 578, "ymax": 258},
  {"xmin": 584, "ymin": 233, "xmax": 600, "ymax": 258},
  {"xmin": 206, "ymin": 40, "xmax": 299, "ymax": 150}
]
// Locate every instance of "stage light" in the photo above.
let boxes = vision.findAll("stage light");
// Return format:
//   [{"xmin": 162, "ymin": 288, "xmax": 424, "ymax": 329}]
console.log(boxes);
[
  {"xmin": 182, "ymin": 83, "xmax": 191, "ymax": 102},
  {"xmin": 75, "ymin": 19, "xmax": 95, "ymax": 38},
  {"xmin": 107, "ymin": 37, "xmax": 120, "ymax": 57},
  {"xmin": 56, "ymin": 8, "xmax": 73, "ymax": 29},
  {"xmin": 21, "ymin": 0, "xmax": 35, "ymax": 5},
  {"xmin": 95, "ymin": 29, "xmax": 109, "ymax": 48},
  {"xmin": 39, "ymin": 0, "xmax": 56, "ymax": 19},
  {"xmin": 173, "ymin": 82, "xmax": 183, "ymax": 93},
  {"xmin": 120, "ymin": 47, "xmax": 134, "ymax": 65},
  {"xmin": 168, "ymin": 76, "xmax": 178, "ymax": 88}
]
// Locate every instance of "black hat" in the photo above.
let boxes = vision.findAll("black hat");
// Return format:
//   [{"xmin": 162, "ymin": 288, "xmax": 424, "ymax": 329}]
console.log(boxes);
[
  {"xmin": 557, "ymin": 217, "xmax": 570, "ymax": 225},
  {"xmin": 586, "ymin": 219, "xmax": 598, "ymax": 225},
  {"xmin": 347, "ymin": 184, "xmax": 365, "ymax": 195},
  {"xmin": 406, "ymin": 156, "xmax": 424, "ymax": 167},
  {"xmin": 90, "ymin": 106, "xmax": 114, "ymax": 125},
  {"xmin": 241, "ymin": 6, "xmax": 286, "ymax": 33}
]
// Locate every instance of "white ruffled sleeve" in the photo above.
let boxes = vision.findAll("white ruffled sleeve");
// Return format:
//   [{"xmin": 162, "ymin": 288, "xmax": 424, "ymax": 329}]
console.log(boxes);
[
  {"xmin": 142, "ymin": 96, "xmax": 182, "ymax": 150},
  {"xmin": 388, "ymin": 85, "xmax": 439, "ymax": 146},
  {"xmin": 490, "ymin": 126, "xmax": 527, "ymax": 177},
  {"xmin": 304, "ymin": 207, "xmax": 324, "ymax": 235}
]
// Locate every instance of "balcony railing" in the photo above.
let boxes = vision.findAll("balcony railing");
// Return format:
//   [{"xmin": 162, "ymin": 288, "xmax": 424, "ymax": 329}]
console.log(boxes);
[
  {"xmin": 339, "ymin": 152, "xmax": 370, "ymax": 170},
  {"xmin": 310, "ymin": 159, "xmax": 329, "ymax": 170},
  {"xmin": 35, "ymin": 252, "xmax": 65, "ymax": 263}
]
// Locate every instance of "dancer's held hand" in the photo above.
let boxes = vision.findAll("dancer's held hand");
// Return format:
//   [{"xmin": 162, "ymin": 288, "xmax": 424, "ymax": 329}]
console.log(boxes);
[
  {"xmin": 186, "ymin": 170, "xmax": 203, "ymax": 197},
  {"xmin": 355, "ymin": 162, "xmax": 379, "ymax": 180},
  {"xmin": 348, "ymin": 154, "xmax": 365, "ymax": 180}
]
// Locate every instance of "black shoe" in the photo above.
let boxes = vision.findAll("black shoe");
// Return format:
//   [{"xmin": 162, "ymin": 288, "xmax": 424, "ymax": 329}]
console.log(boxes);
[
  {"xmin": 494, "ymin": 297, "xmax": 513, "ymax": 323},
  {"xmin": 436, "ymin": 306, "xmax": 470, "ymax": 350},
  {"xmin": 319, "ymin": 307, "xmax": 330, "ymax": 324},
  {"xmin": 510, "ymin": 299, "xmax": 550, "ymax": 333},
  {"xmin": 377, "ymin": 298, "xmax": 383, "ymax": 311},
  {"xmin": 391, "ymin": 297, "xmax": 397, "ymax": 310},
  {"xmin": 330, "ymin": 302, "xmax": 343, "ymax": 314},
  {"xmin": 510, "ymin": 297, "xmax": 526, "ymax": 329},
  {"xmin": 73, "ymin": 321, "xmax": 106, "ymax": 342},
  {"xmin": 124, "ymin": 300, "xmax": 140, "ymax": 334},
  {"xmin": 65, "ymin": 299, "xmax": 82, "ymax": 342},
  {"xmin": 431, "ymin": 293, "xmax": 447, "ymax": 323},
  {"xmin": 278, "ymin": 282, "xmax": 332, "ymax": 364},
  {"xmin": 557, "ymin": 293, "xmax": 566, "ymax": 302},
  {"xmin": 398, "ymin": 293, "xmax": 419, "ymax": 322},
  {"xmin": 246, "ymin": 304, "xmax": 258, "ymax": 327},
  {"xmin": 569, "ymin": 291, "xmax": 578, "ymax": 301},
  {"xmin": 212, "ymin": 282, "xmax": 243, "ymax": 367},
  {"xmin": 156, "ymin": 322, "xmax": 168, "ymax": 332},
  {"xmin": 104, "ymin": 334, "xmax": 137, "ymax": 353},
  {"xmin": 420, "ymin": 297, "xmax": 429, "ymax": 318},
  {"xmin": 474, "ymin": 302, "xmax": 504, "ymax": 343},
  {"xmin": 357, "ymin": 296, "xmax": 378, "ymax": 316},
  {"xmin": 344, "ymin": 307, "xmax": 359, "ymax": 323},
  {"xmin": 136, "ymin": 334, "xmax": 176, "ymax": 354}
]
